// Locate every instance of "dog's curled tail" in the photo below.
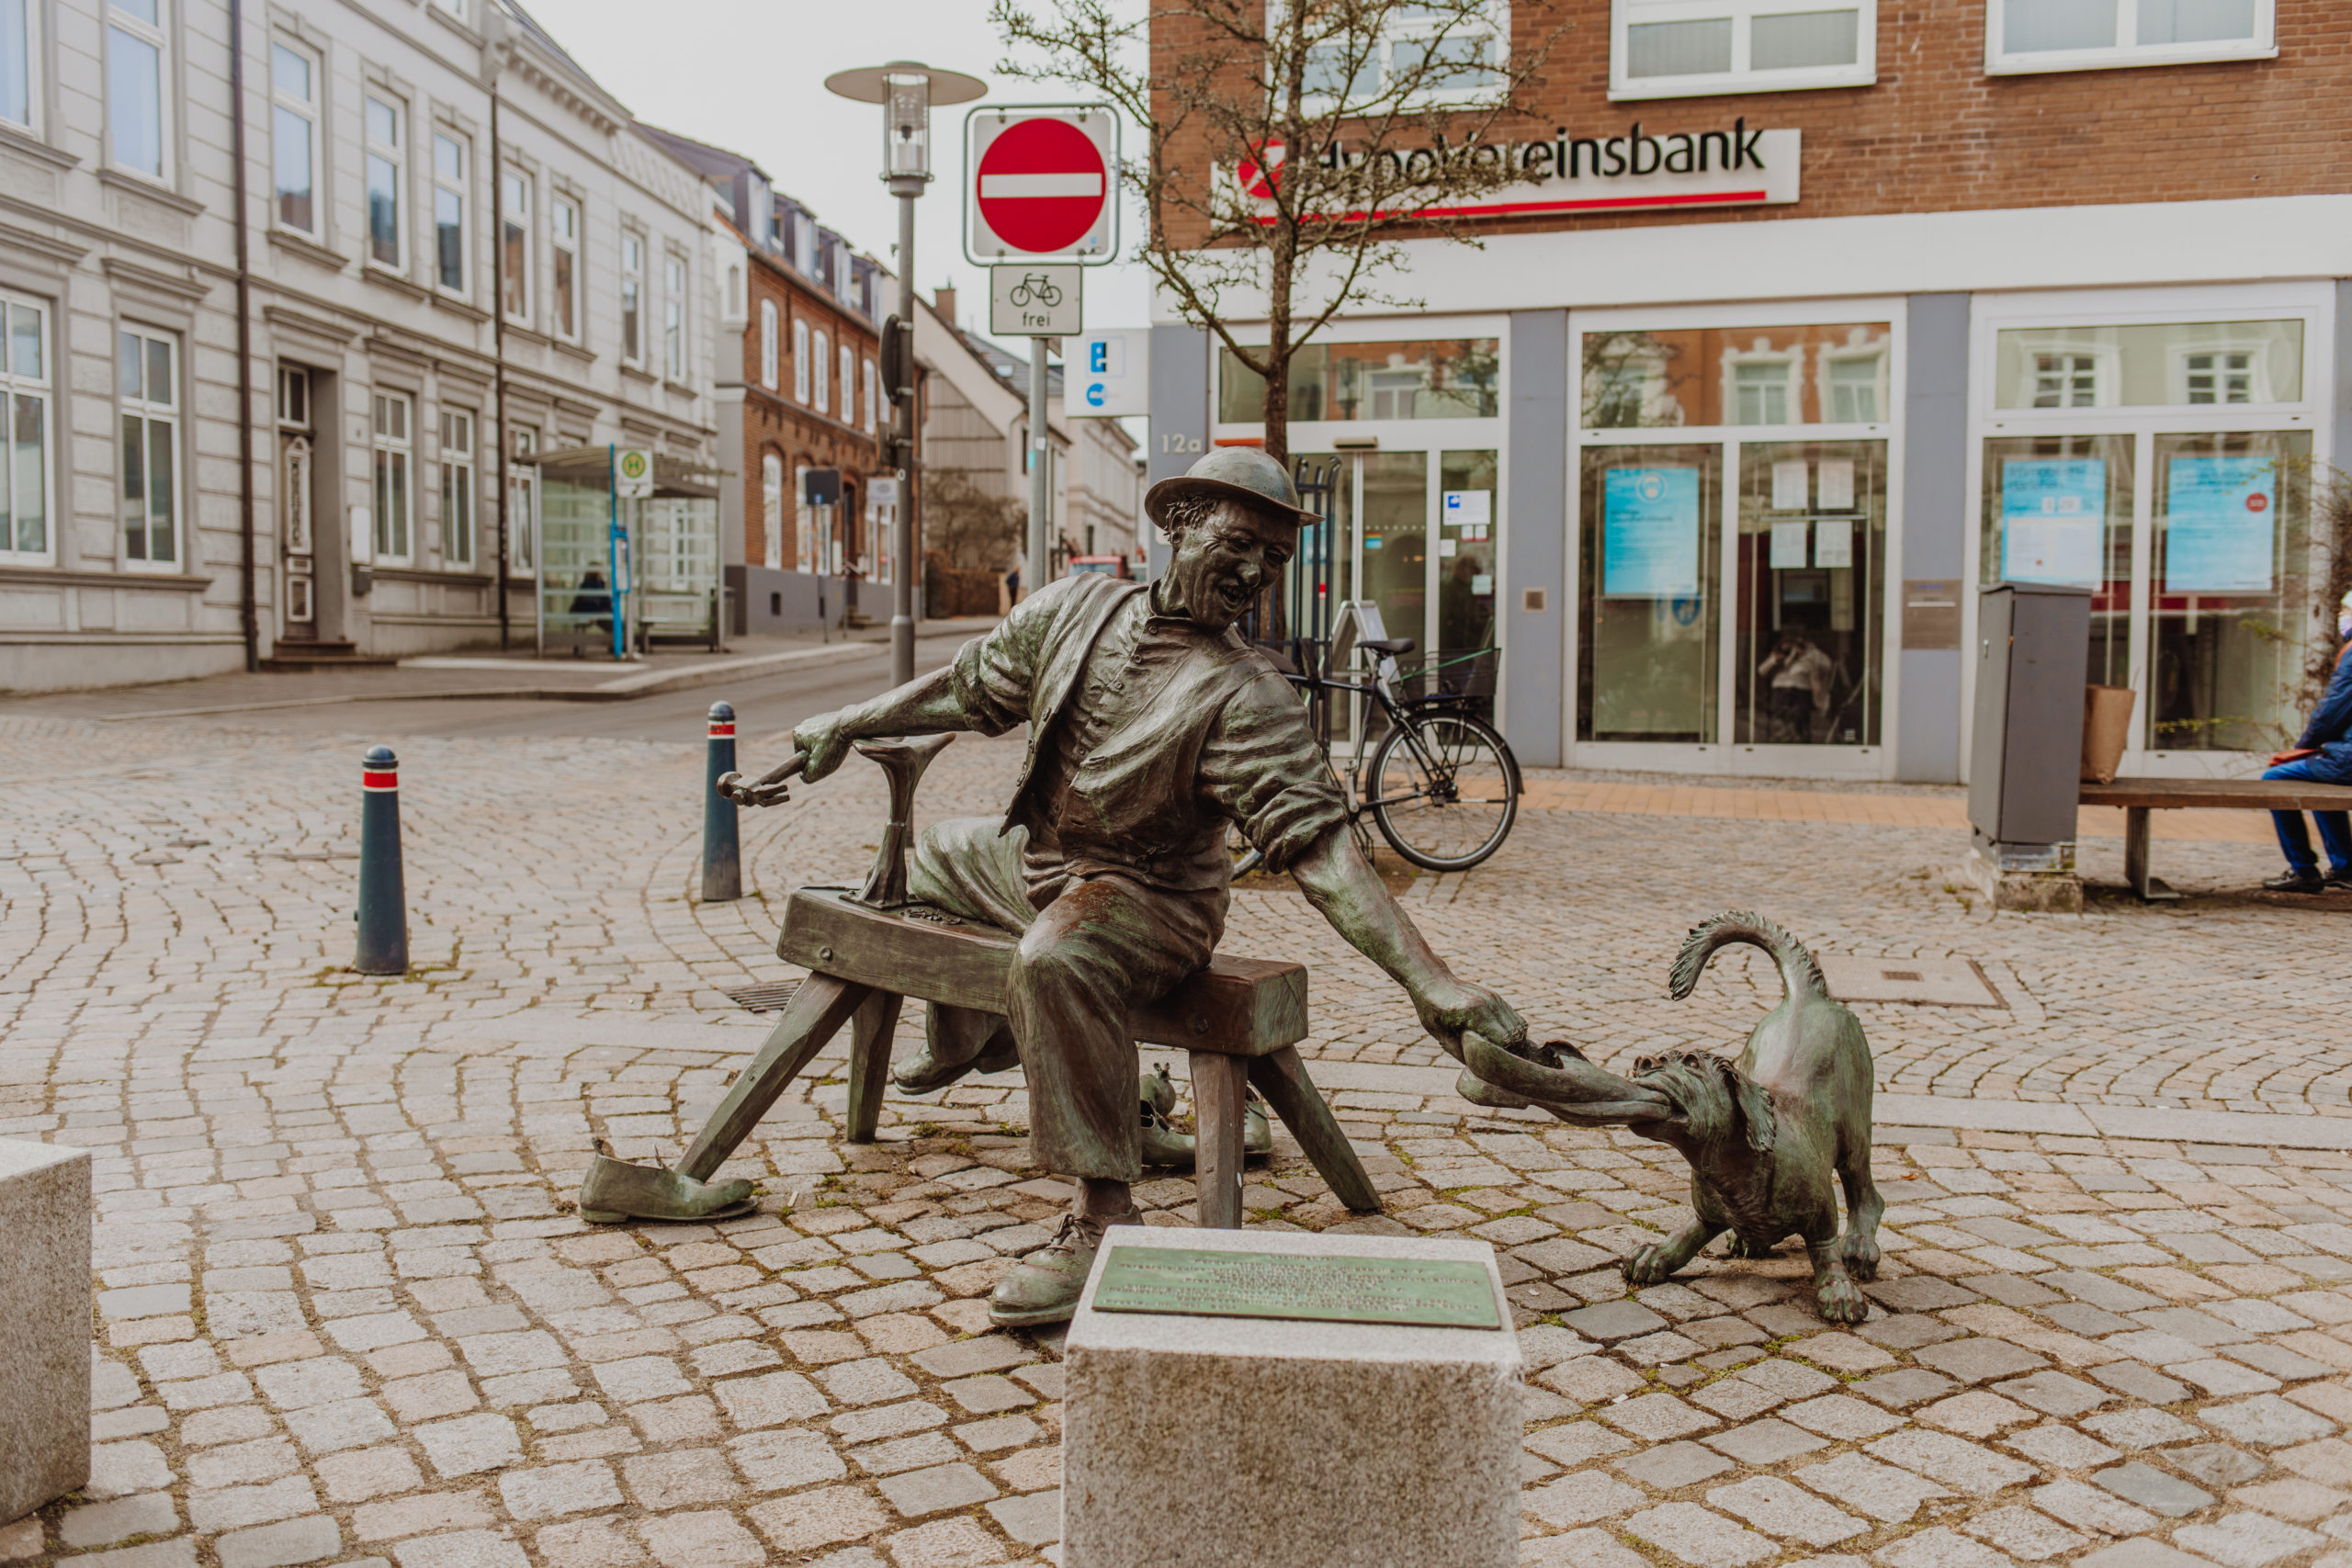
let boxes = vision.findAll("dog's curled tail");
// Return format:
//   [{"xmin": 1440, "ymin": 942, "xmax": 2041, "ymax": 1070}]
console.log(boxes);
[{"xmin": 1668, "ymin": 910, "xmax": 1827, "ymax": 1005}]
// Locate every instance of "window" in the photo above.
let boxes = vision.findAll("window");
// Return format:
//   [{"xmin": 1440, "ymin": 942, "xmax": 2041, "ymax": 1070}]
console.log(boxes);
[
  {"xmin": 2, "ymin": 0, "xmax": 39, "ymax": 131},
  {"xmin": 841, "ymin": 344, "xmax": 856, "ymax": 424},
  {"xmin": 510, "ymin": 426, "xmax": 537, "ymax": 573},
  {"xmin": 1731, "ymin": 357, "xmax": 1795, "ymax": 424},
  {"xmin": 727, "ymin": 264, "xmax": 744, "ymax": 320},
  {"xmin": 812, "ymin": 329, "xmax": 830, "ymax": 413},
  {"xmin": 1825, "ymin": 352, "xmax": 1883, "ymax": 423},
  {"xmin": 761, "ymin": 451, "xmax": 783, "ymax": 570},
  {"xmin": 429, "ymin": 0, "xmax": 464, "ymax": 18},
  {"xmin": 1611, "ymin": 0, "xmax": 1874, "ymax": 98},
  {"xmin": 663, "ymin": 254, "xmax": 684, "ymax": 378},
  {"xmin": 107, "ymin": 0, "xmax": 169, "ymax": 179},
  {"xmin": 439, "ymin": 408, "xmax": 474, "ymax": 566},
  {"xmin": 432, "ymin": 131, "xmax": 467, "ymax": 294},
  {"xmin": 0, "ymin": 293, "xmax": 51, "ymax": 563},
  {"xmin": 501, "ymin": 169, "xmax": 530, "ymax": 322},
  {"xmin": 1219, "ymin": 338, "xmax": 1500, "ymax": 423},
  {"xmin": 1987, "ymin": 0, "xmax": 2272, "ymax": 73},
  {"xmin": 794, "ymin": 461, "xmax": 814, "ymax": 570},
  {"xmin": 793, "ymin": 318, "xmax": 810, "ymax": 402},
  {"xmin": 1995, "ymin": 321, "xmax": 2301, "ymax": 409},
  {"xmin": 365, "ymin": 96, "xmax": 403, "ymax": 269},
  {"xmin": 864, "ymin": 355, "xmax": 877, "ymax": 433},
  {"xmin": 270, "ymin": 42, "xmax": 317, "ymax": 232},
  {"xmin": 1578, "ymin": 323, "xmax": 1889, "ymax": 428},
  {"xmin": 620, "ymin": 233, "xmax": 642, "ymax": 363},
  {"xmin": 550, "ymin": 197, "xmax": 578, "ymax": 339},
  {"xmin": 119, "ymin": 327, "xmax": 177, "ymax": 567},
  {"xmin": 1287, "ymin": 0, "xmax": 1506, "ymax": 107},
  {"xmin": 371, "ymin": 389, "xmax": 412, "ymax": 561},
  {"xmin": 759, "ymin": 299, "xmax": 778, "ymax": 389}
]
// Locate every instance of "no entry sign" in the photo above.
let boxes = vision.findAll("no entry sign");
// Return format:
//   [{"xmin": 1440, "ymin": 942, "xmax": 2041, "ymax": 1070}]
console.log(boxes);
[{"xmin": 965, "ymin": 106, "xmax": 1118, "ymax": 265}]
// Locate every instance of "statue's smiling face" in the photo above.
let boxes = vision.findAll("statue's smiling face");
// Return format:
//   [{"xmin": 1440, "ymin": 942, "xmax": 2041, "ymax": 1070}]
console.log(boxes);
[{"xmin": 1161, "ymin": 502, "xmax": 1298, "ymax": 632}]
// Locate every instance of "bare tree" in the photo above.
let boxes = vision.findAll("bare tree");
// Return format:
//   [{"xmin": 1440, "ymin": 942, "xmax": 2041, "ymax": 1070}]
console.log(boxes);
[
  {"xmin": 925, "ymin": 471, "xmax": 1028, "ymax": 572},
  {"xmin": 991, "ymin": 0, "xmax": 1557, "ymax": 464}
]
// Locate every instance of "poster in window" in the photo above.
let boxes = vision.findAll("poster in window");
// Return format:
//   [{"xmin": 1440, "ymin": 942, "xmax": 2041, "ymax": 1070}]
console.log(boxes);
[
  {"xmin": 1817, "ymin": 459, "xmax": 1855, "ymax": 511},
  {"xmin": 1815, "ymin": 518, "xmax": 1853, "ymax": 569},
  {"xmin": 1770, "ymin": 461, "xmax": 1809, "ymax": 511},
  {"xmin": 2163, "ymin": 456, "xmax": 2275, "ymax": 594},
  {"xmin": 1999, "ymin": 458, "xmax": 2106, "ymax": 588},
  {"xmin": 1602, "ymin": 468, "xmax": 1701, "ymax": 599},
  {"xmin": 1770, "ymin": 521, "xmax": 1809, "ymax": 570}
]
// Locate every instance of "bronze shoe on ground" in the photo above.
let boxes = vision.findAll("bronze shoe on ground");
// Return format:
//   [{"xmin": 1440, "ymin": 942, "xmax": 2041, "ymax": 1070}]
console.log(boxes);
[
  {"xmin": 893, "ymin": 1010, "xmax": 1020, "ymax": 1094},
  {"xmin": 578, "ymin": 1143, "xmax": 756, "ymax": 1224},
  {"xmin": 1136, "ymin": 1076, "xmax": 1272, "ymax": 1168},
  {"xmin": 988, "ymin": 1207, "xmax": 1143, "ymax": 1327}
]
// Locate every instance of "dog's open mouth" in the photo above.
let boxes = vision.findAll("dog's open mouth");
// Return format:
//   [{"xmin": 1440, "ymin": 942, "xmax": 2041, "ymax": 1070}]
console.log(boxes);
[{"xmin": 1460, "ymin": 1034, "xmax": 1674, "ymax": 1124}]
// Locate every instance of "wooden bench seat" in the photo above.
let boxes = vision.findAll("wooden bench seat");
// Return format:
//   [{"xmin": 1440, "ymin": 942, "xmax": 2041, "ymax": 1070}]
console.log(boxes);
[
  {"xmin": 2081, "ymin": 776, "xmax": 2352, "ymax": 900},
  {"xmin": 676, "ymin": 887, "xmax": 1381, "ymax": 1228}
]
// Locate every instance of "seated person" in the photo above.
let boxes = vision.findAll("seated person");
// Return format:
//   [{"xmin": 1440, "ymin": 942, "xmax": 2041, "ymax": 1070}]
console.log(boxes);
[{"xmin": 2263, "ymin": 587, "xmax": 2352, "ymax": 894}]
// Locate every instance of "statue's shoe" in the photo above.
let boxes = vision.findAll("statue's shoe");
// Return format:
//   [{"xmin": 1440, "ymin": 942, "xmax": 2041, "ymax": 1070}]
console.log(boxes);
[
  {"xmin": 1456, "ymin": 1066, "xmax": 1533, "ymax": 1111},
  {"xmin": 1137, "ymin": 1089, "xmax": 1272, "ymax": 1168},
  {"xmin": 578, "ymin": 1147, "xmax": 756, "ymax": 1224},
  {"xmin": 988, "ymin": 1208, "xmax": 1142, "ymax": 1327},
  {"xmin": 891, "ymin": 1035, "xmax": 1019, "ymax": 1095}
]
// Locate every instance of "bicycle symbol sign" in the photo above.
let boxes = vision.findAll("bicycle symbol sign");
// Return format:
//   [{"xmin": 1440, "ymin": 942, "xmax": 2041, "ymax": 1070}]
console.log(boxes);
[{"xmin": 989, "ymin": 263, "xmax": 1083, "ymax": 338}]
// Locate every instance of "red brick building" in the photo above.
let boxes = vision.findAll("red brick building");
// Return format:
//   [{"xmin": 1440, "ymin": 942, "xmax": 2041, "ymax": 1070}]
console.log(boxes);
[
  {"xmin": 1148, "ymin": 2, "xmax": 2351, "ymax": 789},
  {"xmin": 642, "ymin": 128, "xmax": 902, "ymax": 632}
]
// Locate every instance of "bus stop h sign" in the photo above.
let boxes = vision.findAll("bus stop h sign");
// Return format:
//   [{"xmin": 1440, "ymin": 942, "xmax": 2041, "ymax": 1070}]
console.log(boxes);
[{"xmin": 965, "ymin": 107, "xmax": 1118, "ymax": 265}]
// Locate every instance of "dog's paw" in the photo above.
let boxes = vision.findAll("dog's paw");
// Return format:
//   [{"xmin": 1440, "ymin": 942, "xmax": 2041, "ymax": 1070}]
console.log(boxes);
[
  {"xmin": 1815, "ymin": 1272, "xmax": 1869, "ymax": 1324},
  {"xmin": 1725, "ymin": 1233, "xmax": 1775, "ymax": 1260},
  {"xmin": 1621, "ymin": 1245, "xmax": 1676, "ymax": 1287},
  {"xmin": 1840, "ymin": 1235, "xmax": 1882, "ymax": 1282}
]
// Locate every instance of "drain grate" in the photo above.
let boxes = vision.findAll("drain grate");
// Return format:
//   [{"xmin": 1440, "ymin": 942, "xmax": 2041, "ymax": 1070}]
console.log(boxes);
[{"xmin": 723, "ymin": 981, "xmax": 803, "ymax": 1013}]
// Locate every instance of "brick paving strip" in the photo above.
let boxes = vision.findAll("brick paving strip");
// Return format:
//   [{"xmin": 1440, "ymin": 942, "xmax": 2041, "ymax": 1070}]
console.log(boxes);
[{"xmin": 1, "ymin": 716, "xmax": 2348, "ymax": 1567}]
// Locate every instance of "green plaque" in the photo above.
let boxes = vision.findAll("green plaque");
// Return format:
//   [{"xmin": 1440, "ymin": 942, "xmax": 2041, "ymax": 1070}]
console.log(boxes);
[{"xmin": 1091, "ymin": 1247, "xmax": 1502, "ymax": 1330}]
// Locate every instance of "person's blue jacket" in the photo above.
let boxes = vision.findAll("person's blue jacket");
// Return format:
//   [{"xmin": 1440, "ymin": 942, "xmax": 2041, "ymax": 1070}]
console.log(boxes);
[{"xmin": 2297, "ymin": 637, "xmax": 2352, "ymax": 762}]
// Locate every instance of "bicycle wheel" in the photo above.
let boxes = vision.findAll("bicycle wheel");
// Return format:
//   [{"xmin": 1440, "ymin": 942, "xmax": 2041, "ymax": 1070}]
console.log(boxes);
[{"xmin": 1366, "ymin": 710, "xmax": 1520, "ymax": 872}]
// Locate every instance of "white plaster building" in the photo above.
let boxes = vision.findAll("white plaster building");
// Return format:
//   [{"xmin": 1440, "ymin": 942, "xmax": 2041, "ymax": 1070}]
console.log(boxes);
[{"xmin": 0, "ymin": 0, "xmax": 716, "ymax": 691}]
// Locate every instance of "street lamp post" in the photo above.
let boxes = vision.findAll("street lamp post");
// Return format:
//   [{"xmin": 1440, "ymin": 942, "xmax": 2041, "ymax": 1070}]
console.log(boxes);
[{"xmin": 824, "ymin": 61, "xmax": 987, "ymax": 690}]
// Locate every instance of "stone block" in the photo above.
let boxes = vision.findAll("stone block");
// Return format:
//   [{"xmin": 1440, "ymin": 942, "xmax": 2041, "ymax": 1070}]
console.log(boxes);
[
  {"xmin": 0, "ymin": 1138, "xmax": 91, "ymax": 1525},
  {"xmin": 1062, "ymin": 1226, "xmax": 1522, "ymax": 1568}
]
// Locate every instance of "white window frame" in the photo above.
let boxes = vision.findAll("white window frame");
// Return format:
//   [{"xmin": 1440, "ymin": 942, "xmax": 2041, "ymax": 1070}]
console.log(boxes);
[
  {"xmin": 794, "ymin": 461, "xmax": 813, "ymax": 570},
  {"xmin": 363, "ymin": 93, "xmax": 406, "ymax": 273},
  {"xmin": 793, "ymin": 318, "xmax": 810, "ymax": 403},
  {"xmin": 864, "ymin": 355, "xmax": 878, "ymax": 434},
  {"xmin": 431, "ymin": 129, "xmax": 468, "ymax": 298},
  {"xmin": 119, "ymin": 324, "xmax": 180, "ymax": 570},
  {"xmin": 759, "ymin": 299, "xmax": 778, "ymax": 389},
  {"xmin": 269, "ymin": 38, "xmax": 319, "ymax": 236},
  {"xmin": 371, "ymin": 388, "xmax": 413, "ymax": 564},
  {"xmin": 1610, "ymin": 0, "xmax": 1876, "ymax": 99},
  {"xmin": 812, "ymin": 327, "xmax": 830, "ymax": 414},
  {"xmin": 501, "ymin": 166, "xmax": 532, "ymax": 325},
  {"xmin": 620, "ymin": 231, "xmax": 644, "ymax": 365},
  {"xmin": 439, "ymin": 406, "xmax": 474, "ymax": 567},
  {"xmin": 1723, "ymin": 345, "xmax": 1800, "ymax": 425},
  {"xmin": 663, "ymin": 253, "xmax": 684, "ymax": 379},
  {"xmin": 761, "ymin": 450, "xmax": 783, "ymax": 570},
  {"xmin": 1279, "ymin": 0, "xmax": 1511, "ymax": 112},
  {"xmin": 0, "ymin": 290, "xmax": 53, "ymax": 565},
  {"xmin": 2172, "ymin": 340, "xmax": 2269, "ymax": 406},
  {"xmin": 1986, "ymin": 0, "xmax": 2275, "ymax": 74},
  {"xmin": 550, "ymin": 195, "xmax": 579, "ymax": 341},
  {"xmin": 1818, "ymin": 342, "xmax": 1889, "ymax": 424},
  {"xmin": 3, "ymin": 0, "xmax": 43, "ymax": 135},
  {"xmin": 105, "ymin": 0, "xmax": 171, "ymax": 181},
  {"xmin": 509, "ymin": 424, "xmax": 537, "ymax": 574},
  {"xmin": 840, "ymin": 344, "xmax": 856, "ymax": 424}
]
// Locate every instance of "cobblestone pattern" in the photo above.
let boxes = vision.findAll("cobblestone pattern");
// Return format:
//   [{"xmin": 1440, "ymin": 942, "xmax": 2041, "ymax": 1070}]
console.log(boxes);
[{"xmin": 4, "ymin": 716, "xmax": 2352, "ymax": 1567}]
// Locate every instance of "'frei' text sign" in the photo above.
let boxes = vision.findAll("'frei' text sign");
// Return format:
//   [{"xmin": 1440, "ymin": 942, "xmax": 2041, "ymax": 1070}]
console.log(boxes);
[
  {"xmin": 1236, "ymin": 118, "xmax": 1798, "ymax": 224},
  {"xmin": 967, "ymin": 107, "xmax": 1118, "ymax": 264},
  {"xmin": 990, "ymin": 265, "xmax": 1084, "ymax": 338},
  {"xmin": 1069, "ymin": 329, "xmax": 1149, "ymax": 418}
]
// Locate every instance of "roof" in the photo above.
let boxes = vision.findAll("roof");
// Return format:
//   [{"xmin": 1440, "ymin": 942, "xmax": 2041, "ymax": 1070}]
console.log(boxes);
[{"xmin": 636, "ymin": 123, "xmax": 764, "ymax": 185}]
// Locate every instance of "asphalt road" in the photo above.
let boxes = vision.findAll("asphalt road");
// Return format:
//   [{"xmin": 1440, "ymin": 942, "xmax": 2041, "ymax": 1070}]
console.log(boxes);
[{"xmin": 3, "ymin": 627, "xmax": 982, "ymax": 748}]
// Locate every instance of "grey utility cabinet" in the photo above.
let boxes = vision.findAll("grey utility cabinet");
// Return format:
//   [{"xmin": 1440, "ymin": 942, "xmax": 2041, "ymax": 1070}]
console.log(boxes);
[{"xmin": 1968, "ymin": 582, "xmax": 2089, "ymax": 866}]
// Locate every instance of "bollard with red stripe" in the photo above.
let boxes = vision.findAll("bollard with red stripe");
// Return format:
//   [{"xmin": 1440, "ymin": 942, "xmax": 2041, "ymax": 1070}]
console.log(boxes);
[
  {"xmin": 356, "ymin": 744, "xmax": 409, "ymax": 975},
  {"xmin": 702, "ymin": 701, "xmax": 741, "ymax": 902}
]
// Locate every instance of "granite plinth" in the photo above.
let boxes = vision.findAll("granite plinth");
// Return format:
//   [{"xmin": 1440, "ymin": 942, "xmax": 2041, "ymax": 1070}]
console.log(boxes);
[
  {"xmin": 0, "ymin": 1138, "xmax": 91, "ymax": 1524},
  {"xmin": 1062, "ymin": 1226, "xmax": 1523, "ymax": 1568}
]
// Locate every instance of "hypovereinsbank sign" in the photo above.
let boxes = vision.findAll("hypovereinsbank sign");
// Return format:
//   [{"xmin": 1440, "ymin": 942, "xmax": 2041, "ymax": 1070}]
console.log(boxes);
[{"xmin": 1237, "ymin": 118, "xmax": 1800, "ymax": 224}]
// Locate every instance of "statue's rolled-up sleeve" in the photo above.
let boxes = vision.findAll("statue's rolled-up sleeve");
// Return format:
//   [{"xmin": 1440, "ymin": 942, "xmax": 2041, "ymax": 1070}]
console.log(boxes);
[
  {"xmin": 1204, "ymin": 671, "xmax": 1350, "ymax": 873},
  {"xmin": 950, "ymin": 577, "xmax": 1074, "ymax": 735}
]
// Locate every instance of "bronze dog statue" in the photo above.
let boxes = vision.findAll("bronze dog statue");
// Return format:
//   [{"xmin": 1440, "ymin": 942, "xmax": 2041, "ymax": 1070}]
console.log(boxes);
[
  {"xmin": 1619, "ymin": 912, "xmax": 1883, "ymax": 1323},
  {"xmin": 1457, "ymin": 911, "xmax": 1882, "ymax": 1323}
]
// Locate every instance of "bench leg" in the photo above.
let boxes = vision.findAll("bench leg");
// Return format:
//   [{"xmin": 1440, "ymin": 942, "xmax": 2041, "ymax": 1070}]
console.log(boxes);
[
  {"xmin": 1249, "ymin": 1046, "xmax": 1383, "ymax": 1215},
  {"xmin": 845, "ymin": 990, "xmax": 904, "ymax": 1145},
  {"xmin": 1191, "ymin": 1051, "xmax": 1248, "ymax": 1229},
  {"xmin": 679, "ymin": 974, "xmax": 872, "ymax": 1182},
  {"xmin": 2124, "ymin": 807, "xmax": 2180, "ymax": 902}
]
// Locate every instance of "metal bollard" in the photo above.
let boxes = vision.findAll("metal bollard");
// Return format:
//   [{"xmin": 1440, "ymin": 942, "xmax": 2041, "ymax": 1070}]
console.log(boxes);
[
  {"xmin": 355, "ymin": 744, "xmax": 408, "ymax": 975},
  {"xmin": 702, "ymin": 701, "xmax": 741, "ymax": 902}
]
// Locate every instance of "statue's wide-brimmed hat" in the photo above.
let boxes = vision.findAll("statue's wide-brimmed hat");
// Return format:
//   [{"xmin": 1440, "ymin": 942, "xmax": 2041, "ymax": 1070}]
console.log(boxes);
[{"xmin": 1144, "ymin": 447, "xmax": 1321, "ymax": 529}]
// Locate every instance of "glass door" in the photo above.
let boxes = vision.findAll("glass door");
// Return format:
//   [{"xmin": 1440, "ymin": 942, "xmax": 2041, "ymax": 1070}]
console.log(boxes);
[
  {"xmin": 1578, "ymin": 444, "xmax": 1722, "ymax": 743},
  {"xmin": 1735, "ymin": 441, "xmax": 1888, "ymax": 747}
]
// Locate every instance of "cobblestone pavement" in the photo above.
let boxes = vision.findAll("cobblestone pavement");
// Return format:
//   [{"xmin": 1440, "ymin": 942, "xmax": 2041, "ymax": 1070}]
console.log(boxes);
[{"xmin": 3, "ymin": 713, "xmax": 2351, "ymax": 1568}]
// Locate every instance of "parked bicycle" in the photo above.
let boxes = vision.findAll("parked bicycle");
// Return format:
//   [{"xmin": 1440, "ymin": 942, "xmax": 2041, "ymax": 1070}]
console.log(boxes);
[
  {"xmin": 1006, "ymin": 274, "xmax": 1063, "ymax": 309},
  {"xmin": 1234, "ymin": 636, "xmax": 1520, "ymax": 875}
]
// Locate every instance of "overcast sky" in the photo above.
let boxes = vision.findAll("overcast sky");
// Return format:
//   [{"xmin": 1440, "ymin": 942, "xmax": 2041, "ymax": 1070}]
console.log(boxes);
[{"xmin": 526, "ymin": 0, "xmax": 1158, "ymax": 357}]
